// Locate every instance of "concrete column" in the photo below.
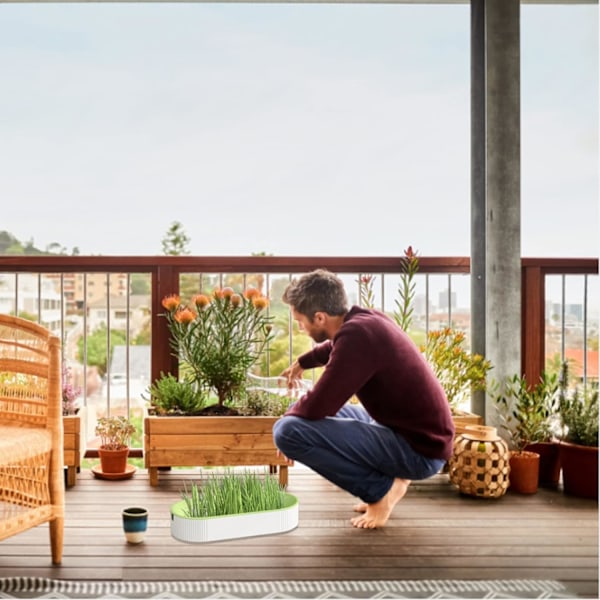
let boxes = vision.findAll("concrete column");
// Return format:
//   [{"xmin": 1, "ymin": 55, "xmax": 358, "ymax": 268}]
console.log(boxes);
[
  {"xmin": 470, "ymin": 0, "xmax": 486, "ymax": 418},
  {"xmin": 484, "ymin": 0, "xmax": 522, "ymax": 427}
]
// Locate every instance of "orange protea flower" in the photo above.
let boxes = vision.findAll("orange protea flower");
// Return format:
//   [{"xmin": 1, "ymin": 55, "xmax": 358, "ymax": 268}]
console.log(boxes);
[
  {"xmin": 191, "ymin": 294, "xmax": 211, "ymax": 309},
  {"xmin": 230, "ymin": 293, "xmax": 242, "ymax": 307},
  {"xmin": 222, "ymin": 287, "xmax": 234, "ymax": 299},
  {"xmin": 162, "ymin": 294, "xmax": 181, "ymax": 312},
  {"xmin": 244, "ymin": 287, "xmax": 261, "ymax": 300},
  {"xmin": 252, "ymin": 296, "xmax": 269, "ymax": 311},
  {"xmin": 174, "ymin": 307, "xmax": 197, "ymax": 324},
  {"xmin": 212, "ymin": 288, "xmax": 224, "ymax": 299}
]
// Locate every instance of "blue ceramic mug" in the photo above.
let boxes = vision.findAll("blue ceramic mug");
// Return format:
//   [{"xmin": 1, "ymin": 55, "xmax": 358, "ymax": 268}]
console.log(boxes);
[{"xmin": 122, "ymin": 507, "xmax": 148, "ymax": 544}]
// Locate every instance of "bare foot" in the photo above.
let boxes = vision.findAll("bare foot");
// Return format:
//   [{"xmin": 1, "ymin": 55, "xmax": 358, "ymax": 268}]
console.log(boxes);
[
  {"xmin": 350, "ymin": 478, "xmax": 410, "ymax": 529},
  {"xmin": 353, "ymin": 502, "xmax": 368, "ymax": 513}
]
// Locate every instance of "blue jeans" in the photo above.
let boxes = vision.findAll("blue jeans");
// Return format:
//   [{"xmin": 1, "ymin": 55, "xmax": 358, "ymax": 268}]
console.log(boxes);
[{"xmin": 272, "ymin": 403, "xmax": 445, "ymax": 503}]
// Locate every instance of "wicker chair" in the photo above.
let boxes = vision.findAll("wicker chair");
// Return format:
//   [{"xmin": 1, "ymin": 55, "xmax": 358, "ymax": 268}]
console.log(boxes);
[{"xmin": 0, "ymin": 314, "xmax": 64, "ymax": 565}]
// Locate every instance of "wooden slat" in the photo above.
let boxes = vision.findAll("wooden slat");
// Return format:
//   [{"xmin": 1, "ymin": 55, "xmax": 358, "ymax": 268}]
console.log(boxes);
[
  {"xmin": 0, "ymin": 468, "xmax": 596, "ymax": 597},
  {"xmin": 145, "ymin": 416, "xmax": 278, "ymax": 435},
  {"xmin": 145, "ymin": 433, "xmax": 279, "ymax": 451}
]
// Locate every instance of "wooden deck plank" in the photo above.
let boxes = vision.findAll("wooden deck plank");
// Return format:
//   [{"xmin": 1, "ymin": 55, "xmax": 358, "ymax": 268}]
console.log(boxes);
[{"xmin": 0, "ymin": 467, "xmax": 596, "ymax": 598}]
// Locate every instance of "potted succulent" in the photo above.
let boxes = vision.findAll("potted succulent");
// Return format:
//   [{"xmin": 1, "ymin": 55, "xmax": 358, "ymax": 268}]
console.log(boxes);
[
  {"xmin": 557, "ymin": 362, "xmax": 598, "ymax": 500},
  {"xmin": 170, "ymin": 469, "xmax": 299, "ymax": 543},
  {"xmin": 144, "ymin": 286, "xmax": 294, "ymax": 487},
  {"xmin": 95, "ymin": 415, "xmax": 137, "ymax": 479},
  {"xmin": 491, "ymin": 371, "xmax": 560, "ymax": 493}
]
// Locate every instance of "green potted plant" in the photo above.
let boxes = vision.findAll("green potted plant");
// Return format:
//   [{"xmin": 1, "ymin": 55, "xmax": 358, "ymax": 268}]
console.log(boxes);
[
  {"xmin": 94, "ymin": 415, "xmax": 137, "ymax": 479},
  {"xmin": 144, "ymin": 286, "xmax": 294, "ymax": 487},
  {"xmin": 491, "ymin": 371, "xmax": 560, "ymax": 493},
  {"xmin": 557, "ymin": 362, "xmax": 598, "ymax": 500},
  {"xmin": 170, "ymin": 469, "xmax": 298, "ymax": 543}
]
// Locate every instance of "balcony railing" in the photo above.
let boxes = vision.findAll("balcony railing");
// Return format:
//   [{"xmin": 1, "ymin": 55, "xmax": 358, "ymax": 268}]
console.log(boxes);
[{"xmin": 1, "ymin": 255, "xmax": 597, "ymax": 452}]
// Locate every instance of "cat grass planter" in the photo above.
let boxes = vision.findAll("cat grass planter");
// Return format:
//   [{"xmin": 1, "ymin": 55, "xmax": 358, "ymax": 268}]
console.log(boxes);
[
  {"xmin": 170, "ymin": 492, "xmax": 299, "ymax": 543},
  {"xmin": 144, "ymin": 415, "xmax": 289, "ymax": 487}
]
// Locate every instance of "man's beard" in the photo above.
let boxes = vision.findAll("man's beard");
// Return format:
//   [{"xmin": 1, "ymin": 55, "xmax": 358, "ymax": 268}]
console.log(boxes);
[{"xmin": 310, "ymin": 329, "xmax": 328, "ymax": 344}]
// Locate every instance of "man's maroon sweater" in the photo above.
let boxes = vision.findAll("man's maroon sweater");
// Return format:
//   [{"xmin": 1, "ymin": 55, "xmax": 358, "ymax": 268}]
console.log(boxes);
[{"xmin": 285, "ymin": 306, "xmax": 455, "ymax": 460}]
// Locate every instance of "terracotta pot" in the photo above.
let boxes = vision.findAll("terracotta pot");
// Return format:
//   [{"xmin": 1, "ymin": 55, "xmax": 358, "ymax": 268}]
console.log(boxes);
[
  {"xmin": 559, "ymin": 441, "xmax": 598, "ymax": 500},
  {"xmin": 99, "ymin": 446, "xmax": 130, "ymax": 474},
  {"xmin": 525, "ymin": 441, "xmax": 561, "ymax": 488},
  {"xmin": 509, "ymin": 450, "xmax": 540, "ymax": 494}
]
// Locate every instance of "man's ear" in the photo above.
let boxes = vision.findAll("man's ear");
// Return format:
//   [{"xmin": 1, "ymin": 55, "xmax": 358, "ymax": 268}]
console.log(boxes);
[{"xmin": 313, "ymin": 311, "xmax": 327, "ymax": 325}]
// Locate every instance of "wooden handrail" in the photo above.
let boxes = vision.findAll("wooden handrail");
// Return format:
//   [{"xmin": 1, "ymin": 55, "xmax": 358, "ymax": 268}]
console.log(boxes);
[{"xmin": 1, "ymin": 254, "xmax": 597, "ymax": 391}]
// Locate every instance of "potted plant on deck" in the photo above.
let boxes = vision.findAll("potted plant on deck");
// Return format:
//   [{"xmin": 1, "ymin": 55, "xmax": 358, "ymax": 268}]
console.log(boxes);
[
  {"xmin": 491, "ymin": 371, "xmax": 560, "ymax": 493},
  {"xmin": 557, "ymin": 362, "xmax": 598, "ymax": 500},
  {"xmin": 144, "ymin": 287, "xmax": 296, "ymax": 487},
  {"xmin": 94, "ymin": 415, "xmax": 137, "ymax": 480}
]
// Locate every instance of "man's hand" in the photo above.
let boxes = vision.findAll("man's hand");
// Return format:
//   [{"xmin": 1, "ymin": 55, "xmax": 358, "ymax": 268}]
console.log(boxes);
[{"xmin": 281, "ymin": 361, "xmax": 305, "ymax": 390}]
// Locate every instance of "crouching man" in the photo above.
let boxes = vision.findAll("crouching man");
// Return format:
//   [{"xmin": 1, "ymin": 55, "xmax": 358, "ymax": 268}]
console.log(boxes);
[{"xmin": 273, "ymin": 269, "xmax": 454, "ymax": 529}]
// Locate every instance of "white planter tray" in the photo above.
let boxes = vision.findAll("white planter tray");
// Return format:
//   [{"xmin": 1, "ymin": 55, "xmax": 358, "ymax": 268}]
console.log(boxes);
[{"xmin": 170, "ymin": 493, "xmax": 299, "ymax": 543}]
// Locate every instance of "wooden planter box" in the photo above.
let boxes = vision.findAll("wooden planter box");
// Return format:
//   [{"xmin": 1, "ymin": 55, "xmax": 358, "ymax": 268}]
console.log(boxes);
[
  {"xmin": 63, "ymin": 414, "xmax": 83, "ymax": 487},
  {"xmin": 452, "ymin": 410, "xmax": 484, "ymax": 436},
  {"xmin": 144, "ymin": 416, "xmax": 289, "ymax": 488}
]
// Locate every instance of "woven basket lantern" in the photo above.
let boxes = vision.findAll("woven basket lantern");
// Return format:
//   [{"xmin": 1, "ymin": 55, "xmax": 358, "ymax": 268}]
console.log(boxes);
[{"xmin": 448, "ymin": 425, "xmax": 510, "ymax": 499}]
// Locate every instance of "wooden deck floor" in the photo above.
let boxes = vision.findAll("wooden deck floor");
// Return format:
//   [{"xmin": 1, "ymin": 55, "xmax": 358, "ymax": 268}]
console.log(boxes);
[{"xmin": 0, "ymin": 466, "xmax": 597, "ymax": 598}]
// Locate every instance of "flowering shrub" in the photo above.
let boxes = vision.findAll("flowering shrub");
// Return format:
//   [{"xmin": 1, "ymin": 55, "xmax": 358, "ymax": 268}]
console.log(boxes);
[
  {"xmin": 357, "ymin": 274, "xmax": 377, "ymax": 309},
  {"xmin": 394, "ymin": 245, "xmax": 419, "ymax": 332},
  {"xmin": 62, "ymin": 363, "xmax": 82, "ymax": 416},
  {"xmin": 161, "ymin": 287, "xmax": 274, "ymax": 407},
  {"xmin": 421, "ymin": 327, "xmax": 493, "ymax": 411},
  {"xmin": 356, "ymin": 246, "xmax": 419, "ymax": 333}
]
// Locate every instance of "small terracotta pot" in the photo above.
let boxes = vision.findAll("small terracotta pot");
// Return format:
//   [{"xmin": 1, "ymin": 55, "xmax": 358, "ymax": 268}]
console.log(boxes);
[
  {"xmin": 99, "ymin": 447, "xmax": 130, "ymax": 474},
  {"xmin": 509, "ymin": 450, "xmax": 540, "ymax": 494}
]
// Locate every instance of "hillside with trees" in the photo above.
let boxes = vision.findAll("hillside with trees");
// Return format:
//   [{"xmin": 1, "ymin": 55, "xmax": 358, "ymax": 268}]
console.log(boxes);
[{"xmin": 0, "ymin": 230, "xmax": 80, "ymax": 256}]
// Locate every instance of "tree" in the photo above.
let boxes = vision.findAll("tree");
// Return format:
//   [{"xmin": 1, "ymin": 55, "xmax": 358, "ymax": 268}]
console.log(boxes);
[
  {"xmin": 131, "ymin": 273, "xmax": 151, "ymax": 295},
  {"xmin": 0, "ymin": 231, "xmax": 17, "ymax": 254},
  {"xmin": 161, "ymin": 221, "xmax": 190, "ymax": 256},
  {"xmin": 77, "ymin": 326, "xmax": 128, "ymax": 376}
]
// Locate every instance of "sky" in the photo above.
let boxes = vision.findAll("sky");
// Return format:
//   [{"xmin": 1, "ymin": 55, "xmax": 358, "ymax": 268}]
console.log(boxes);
[{"xmin": 0, "ymin": 2, "xmax": 597, "ymax": 258}]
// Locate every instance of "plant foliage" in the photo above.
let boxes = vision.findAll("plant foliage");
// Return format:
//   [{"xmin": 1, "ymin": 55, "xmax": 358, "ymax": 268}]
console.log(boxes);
[
  {"xmin": 162, "ymin": 287, "xmax": 274, "ymax": 406},
  {"xmin": 144, "ymin": 371, "xmax": 208, "ymax": 416},
  {"xmin": 491, "ymin": 371, "xmax": 559, "ymax": 451},
  {"xmin": 558, "ymin": 361, "xmax": 599, "ymax": 447},
  {"xmin": 394, "ymin": 246, "xmax": 419, "ymax": 332},
  {"xmin": 181, "ymin": 469, "xmax": 284, "ymax": 518},
  {"xmin": 421, "ymin": 327, "xmax": 493, "ymax": 411},
  {"xmin": 95, "ymin": 415, "xmax": 136, "ymax": 450}
]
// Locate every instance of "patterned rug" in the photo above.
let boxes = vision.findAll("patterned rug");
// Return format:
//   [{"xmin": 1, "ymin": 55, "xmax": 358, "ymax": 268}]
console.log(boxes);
[{"xmin": 0, "ymin": 578, "xmax": 576, "ymax": 599}]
